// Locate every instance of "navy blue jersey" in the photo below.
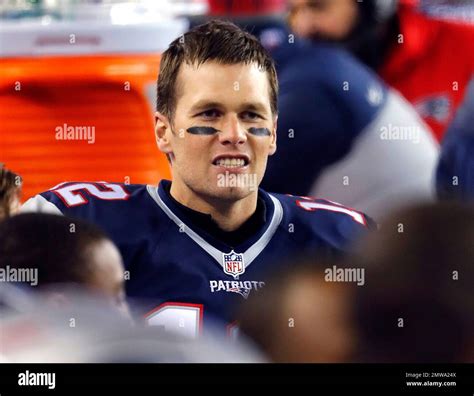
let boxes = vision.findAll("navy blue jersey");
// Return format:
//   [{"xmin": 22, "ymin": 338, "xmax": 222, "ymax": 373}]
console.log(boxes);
[{"xmin": 22, "ymin": 180, "xmax": 371, "ymax": 337}]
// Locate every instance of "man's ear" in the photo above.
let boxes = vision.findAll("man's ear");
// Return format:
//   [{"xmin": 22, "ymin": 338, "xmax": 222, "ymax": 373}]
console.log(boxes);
[
  {"xmin": 268, "ymin": 115, "xmax": 277, "ymax": 156},
  {"xmin": 155, "ymin": 111, "xmax": 173, "ymax": 156}
]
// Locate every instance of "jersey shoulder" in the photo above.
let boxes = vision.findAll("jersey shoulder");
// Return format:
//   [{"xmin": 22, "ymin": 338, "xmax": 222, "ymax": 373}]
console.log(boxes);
[
  {"xmin": 270, "ymin": 192, "xmax": 375, "ymax": 249},
  {"xmin": 21, "ymin": 181, "xmax": 152, "ymax": 217},
  {"xmin": 273, "ymin": 192, "xmax": 372, "ymax": 225}
]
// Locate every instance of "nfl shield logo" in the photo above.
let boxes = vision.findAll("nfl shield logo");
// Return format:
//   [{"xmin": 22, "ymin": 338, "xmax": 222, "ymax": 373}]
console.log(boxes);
[{"xmin": 222, "ymin": 250, "xmax": 245, "ymax": 279}]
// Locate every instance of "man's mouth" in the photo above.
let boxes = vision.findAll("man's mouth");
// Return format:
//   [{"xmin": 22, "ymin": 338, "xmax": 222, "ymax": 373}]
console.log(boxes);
[{"xmin": 212, "ymin": 155, "xmax": 250, "ymax": 169}]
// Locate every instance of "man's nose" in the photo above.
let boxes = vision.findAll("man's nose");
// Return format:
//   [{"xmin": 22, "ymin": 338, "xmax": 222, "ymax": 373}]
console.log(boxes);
[{"xmin": 218, "ymin": 115, "xmax": 247, "ymax": 145}]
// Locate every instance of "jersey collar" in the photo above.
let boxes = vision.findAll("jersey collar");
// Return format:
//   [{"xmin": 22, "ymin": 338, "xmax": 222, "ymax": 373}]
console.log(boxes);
[{"xmin": 146, "ymin": 180, "xmax": 283, "ymax": 275}]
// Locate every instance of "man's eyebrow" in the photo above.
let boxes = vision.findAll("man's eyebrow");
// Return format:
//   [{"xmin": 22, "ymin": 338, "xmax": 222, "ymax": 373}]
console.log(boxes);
[
  {"xmin": 238, "ymin": 102, "xmax": 268, "ymax": 113},
  {"xmin": 189, "ymin": 101, "xmax": 224, "ymax": 114},
  {"xmin": 188, "ymin": 100, "xmax": 270, "ymax": 114}
]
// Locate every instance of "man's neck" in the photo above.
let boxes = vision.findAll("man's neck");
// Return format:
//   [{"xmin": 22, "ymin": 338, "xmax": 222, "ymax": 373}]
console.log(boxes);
[{"xmin": 169, "ymin": 182, "xmax": 258, "ymax": 232}]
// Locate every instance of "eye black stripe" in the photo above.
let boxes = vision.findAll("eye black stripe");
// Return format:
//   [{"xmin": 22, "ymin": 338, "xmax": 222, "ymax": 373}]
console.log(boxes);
[
  {"xmin": 248, "ymin": 127, "xmax": 271, "ymax": 136},
  {"xmin": 186, "ymin": 126, "xmax": 219, "ymax": 135},
  {"xmin": 186, "ymin": 126, "xmax": 271, "ymax": 136}
]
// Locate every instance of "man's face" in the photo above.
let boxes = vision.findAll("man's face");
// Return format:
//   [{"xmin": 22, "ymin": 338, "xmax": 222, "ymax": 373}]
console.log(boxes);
[
  {"xmin": 288, "ymin": 0, "xmax": 359, "ymax": 41},
  {"xmin": 155, "ymin": 61, "xmax": 277, "ymax": 203}
]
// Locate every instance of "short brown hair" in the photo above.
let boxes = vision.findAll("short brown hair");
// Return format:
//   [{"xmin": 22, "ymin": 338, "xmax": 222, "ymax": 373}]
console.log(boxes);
[
  {"xmin": 0, "ymin": 165, "xmax": 22, "ymax": 220},
  {"xmin": 156, "ymin": 20, "xmax": 278, "ymax": 121},
  {"xmin": 0, "ymin": 213, "xmax": 110, "ymax": 286}
]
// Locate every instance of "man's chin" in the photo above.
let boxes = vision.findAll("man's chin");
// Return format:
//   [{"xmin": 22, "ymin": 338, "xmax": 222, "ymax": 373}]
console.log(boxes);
[{"xmin": 206, "ymin": 186, "xmax": 255, "ymax": 202}]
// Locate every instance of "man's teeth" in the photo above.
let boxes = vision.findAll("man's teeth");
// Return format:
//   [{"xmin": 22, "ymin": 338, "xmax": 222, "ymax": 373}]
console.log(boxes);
[{"xmin": 215, "ymin": 158, "xmax": 246, "ymax": 167}]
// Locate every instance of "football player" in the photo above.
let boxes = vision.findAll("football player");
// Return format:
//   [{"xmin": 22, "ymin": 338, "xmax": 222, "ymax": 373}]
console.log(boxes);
[{"xmin": 22, "ymin": 20, "xmax": 372, "ymax": 337}]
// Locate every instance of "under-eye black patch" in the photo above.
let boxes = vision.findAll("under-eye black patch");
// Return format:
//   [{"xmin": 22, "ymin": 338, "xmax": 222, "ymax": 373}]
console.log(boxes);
[
  {"xmin": 186, "ymin": 126, "xmax": 219, "ymax": 135},
  {"xmin": 248, "ymin": 127, "xmax": 271, "ymax": 136}
]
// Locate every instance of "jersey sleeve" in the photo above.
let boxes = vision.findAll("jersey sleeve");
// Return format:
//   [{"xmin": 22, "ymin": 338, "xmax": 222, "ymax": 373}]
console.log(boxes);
[
  {"xmin": 20, "ymin": 181, "xmax": 131, "ymax": 220},
  {"xmin": 275, "ymin": 192, "xmax": 376, "ymax": 256},
  {"xmin": 21, "ymin": 192, "xmax": 64, "ymax": 215}
]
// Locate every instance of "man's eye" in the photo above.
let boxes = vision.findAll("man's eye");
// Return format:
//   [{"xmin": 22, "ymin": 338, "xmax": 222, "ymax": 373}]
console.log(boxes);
[
  {"xmin": 199, "ymin": 110, "xmax": 220, "ymax": 118},
  {"xmin": 241, "ymin": 111, "xmax": 262, "ymax": 121}
]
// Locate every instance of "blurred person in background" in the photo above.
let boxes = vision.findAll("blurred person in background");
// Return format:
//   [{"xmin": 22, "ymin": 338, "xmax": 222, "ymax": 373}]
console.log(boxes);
[
  {"xmin": 0, "ymin": 213, "xmax": 129, "ymax": 318},
  {"xmin": 262, "ymin": 34, "xmax": 438, "ymax": 220},
  {"xmin": 0, "ymin": 165, "xmax": 22, "ymax": 220},
  {"xmin": 286, "ymin": 0, "xmax": 474, "ymax": 141},
  {"xmin": 238, "ymin": 260, "xmax": 356, "ymax": 362},
  {"xmin": 437, "ymin": 79, "xmax": 474, "ymax": 201},
  {"xmin": 240, "ymin": 202, "xmax": 474, "ymax": 363},
  {"xmin": 352, "ymin": 202, "xmax": 474, "ymax": 362}
]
